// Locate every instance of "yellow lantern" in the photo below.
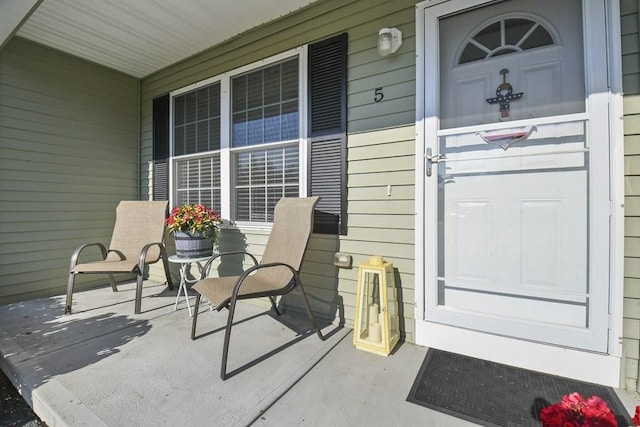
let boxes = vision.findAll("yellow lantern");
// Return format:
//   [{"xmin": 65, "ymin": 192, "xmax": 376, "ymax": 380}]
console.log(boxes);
[{"xmin": 353, "ymin": 256, "xmax": 400, "ymax": 356}]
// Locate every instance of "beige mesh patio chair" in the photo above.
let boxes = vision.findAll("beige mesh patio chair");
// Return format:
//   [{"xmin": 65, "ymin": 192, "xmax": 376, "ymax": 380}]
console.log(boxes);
[
  {"xmin": 65, "ymin": 201, "xmax": 174, "ymax": 315},
  {"xmin": 190, "ymin": 196, "xmax": 326, "ymax": 380}
]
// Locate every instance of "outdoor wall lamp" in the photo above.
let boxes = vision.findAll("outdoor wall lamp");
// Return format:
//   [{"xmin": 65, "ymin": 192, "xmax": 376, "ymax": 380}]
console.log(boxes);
[{"xmin": 377, "ymin": 27, "xmax": 403, "ymax": 56}]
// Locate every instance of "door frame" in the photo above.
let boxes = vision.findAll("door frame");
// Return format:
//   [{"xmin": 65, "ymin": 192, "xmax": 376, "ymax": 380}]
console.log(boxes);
[{"xmin": 414, "ymin": 0, "xmax": 625, "ymax": 386}]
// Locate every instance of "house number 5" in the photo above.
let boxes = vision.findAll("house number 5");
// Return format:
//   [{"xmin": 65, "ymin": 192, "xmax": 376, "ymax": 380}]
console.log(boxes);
[{"xmin": 374, "ymin": 87, "xmax": 384, "ymax": 102}]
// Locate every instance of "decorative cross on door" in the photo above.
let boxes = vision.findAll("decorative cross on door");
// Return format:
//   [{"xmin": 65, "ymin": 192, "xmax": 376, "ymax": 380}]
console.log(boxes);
[{"xmin": 486, "ymin": 68, "xmax": 524, "ymax": 118}]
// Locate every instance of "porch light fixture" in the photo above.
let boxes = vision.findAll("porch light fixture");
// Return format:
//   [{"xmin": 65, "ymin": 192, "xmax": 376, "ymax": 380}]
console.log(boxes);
[
  {"xmin": 377, "ymin": 27, "xmax": 403, "ymax": 56},
  {"xmin": 353, "ymin": 256, "xmax": 400, "ymax": 356}
]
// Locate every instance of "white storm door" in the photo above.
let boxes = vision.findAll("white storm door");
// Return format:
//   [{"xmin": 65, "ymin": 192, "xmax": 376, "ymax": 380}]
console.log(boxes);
[{"xmin": 421, "ymin": 0, "xmax": 612, "ymax": 352}]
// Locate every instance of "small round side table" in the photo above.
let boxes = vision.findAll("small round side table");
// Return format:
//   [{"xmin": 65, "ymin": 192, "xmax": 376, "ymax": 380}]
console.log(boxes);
[{"xmin": 168, "ymin": 255, "xmax": 212, "ymax": 317}]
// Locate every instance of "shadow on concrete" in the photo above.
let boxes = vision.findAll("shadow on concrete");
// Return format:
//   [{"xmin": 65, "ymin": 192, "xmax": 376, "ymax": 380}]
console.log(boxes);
[{"xmin": 0, "ymin": 296, "xmax": 152, "ymax": 414}]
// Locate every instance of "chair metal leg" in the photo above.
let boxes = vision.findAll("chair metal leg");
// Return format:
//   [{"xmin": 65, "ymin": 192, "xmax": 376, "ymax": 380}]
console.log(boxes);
[
  {"xmin": 108, "ymin": 274, "xmax": 118, "ymax": 292},
  {"xmin": 297, "ymin": 281, "xmax": 325, "ymax": 341},
  {"xmin": 268, "ymin": 296, "xmax": 281, "ymax": 316},
  {"xmin": 220, "ymin": 296, "xmax": 238, "ymax": 381},
  {"xmin": 65, "ymin": 273, "xmax": 76, "ymax": 314},
  {"xmin": 191, "ymin": 295, "xmax": 201, "ymax": 340},
  {"xmin": 134, "ymin": 273, "xmax": 144, "ymax": 314},
  {"xmin": 65, "ymin": 243, "xmax": 110, "ymax": 314},
  {"xmin": 159, "ymin": 248, "xmax": 175, "ymax": 291}
]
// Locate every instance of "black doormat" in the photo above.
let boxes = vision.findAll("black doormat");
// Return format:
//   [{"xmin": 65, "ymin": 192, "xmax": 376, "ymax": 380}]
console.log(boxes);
[{"xmin": 407, "ymin": 349, "xmax": 633, "ymax": 427}]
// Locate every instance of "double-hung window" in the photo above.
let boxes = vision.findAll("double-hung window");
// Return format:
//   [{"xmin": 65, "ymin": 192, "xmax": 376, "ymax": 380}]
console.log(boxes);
[
  {"xmin": 231, "ymin": 58, "xmax": 300, "ymax": 222},
  {"xmin": 173, "ymin": 82, "xmax": 222, "ymax": 213},
  {"xmin": 154, "ymin": 33, "xmax": 347, "ymax": 233},
  {"xmin": 170, "ymin": 51, "xmax": 303, "ymax": 225}
]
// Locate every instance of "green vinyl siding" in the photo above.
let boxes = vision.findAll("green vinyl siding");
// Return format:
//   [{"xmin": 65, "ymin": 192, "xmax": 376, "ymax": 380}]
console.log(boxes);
[
  {"xmin": 343, "ymin": 126, "xmax": 416, "ymax": 340},
  {"xmin": 0, "ymin": 37, "xmax": 139, "ymax": 303},
  {"xmin": 346, "ymin": 4, "xmax": 416, "ymax": 132},
  {"xmin": 622, "ymin": 0, "xmax": 640, "ymax": 391},
  {"xmin": 140, "ymin": 0, "xmax": 418, "ymax": 339}
]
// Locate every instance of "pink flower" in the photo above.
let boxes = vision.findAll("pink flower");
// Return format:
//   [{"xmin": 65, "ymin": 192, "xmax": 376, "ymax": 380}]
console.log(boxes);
[
  {"xmin": 540, "ymin": 393, "xmax": 617, "ymax": 427},
  {"xmin": 632, "ymin": 405, "xmax": 640, "ymax": 425}
]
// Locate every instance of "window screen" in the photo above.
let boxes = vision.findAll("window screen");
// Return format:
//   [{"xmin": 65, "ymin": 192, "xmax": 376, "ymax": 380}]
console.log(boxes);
[
  {"xmin": 172, "ymin": 82, "xmax": 222, "ymax": 210},
  {"xmin": 232, "ymin": 58, "xmax": 300, "ymax": 222},
  {"xmin": 175, "ymin": 155, "xmax": 221, "ymax": 214},
  {"xmin": 232, "ymin": 59, "xmax": 299, "ymax": 147},
  {"xmin": 235, "ymin": 146, "xmax": 299, "ymax": 222},
  {"xmin": 174, "ymin": 83, "xmax": 221, "ymax": 155}
]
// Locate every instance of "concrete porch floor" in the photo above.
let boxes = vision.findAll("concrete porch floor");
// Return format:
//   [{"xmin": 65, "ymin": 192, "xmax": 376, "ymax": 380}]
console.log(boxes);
[{"xmin": 0, "ymin": 281, "xmax": 638, "ymax": 427}]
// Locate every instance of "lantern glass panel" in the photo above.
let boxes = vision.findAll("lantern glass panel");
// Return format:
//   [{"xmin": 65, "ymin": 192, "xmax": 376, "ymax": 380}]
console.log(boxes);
[
  {"xmin": 386, "ymin": 268, "xmax": 400, "ymax": 342},
  {"xmin": 357, "ymin": 269, "xmax": 384, "ymax": 346}
]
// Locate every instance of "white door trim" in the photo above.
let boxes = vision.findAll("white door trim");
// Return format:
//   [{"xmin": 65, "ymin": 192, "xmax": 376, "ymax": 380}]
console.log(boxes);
[{"xmin": 414, "ymin": 0, "xmax": 625, "ymax": 386}]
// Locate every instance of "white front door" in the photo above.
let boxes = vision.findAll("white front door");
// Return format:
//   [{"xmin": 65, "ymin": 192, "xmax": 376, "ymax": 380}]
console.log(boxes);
[{"xmin": 417, "ymin": 0, "xmax": 613, "ymax": 354}]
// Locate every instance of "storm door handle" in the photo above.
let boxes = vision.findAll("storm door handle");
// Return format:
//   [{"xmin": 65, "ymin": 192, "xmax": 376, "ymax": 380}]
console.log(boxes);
[{"xmin": 426, "ymin": 148, "xmax": 446, "ymax": 177}]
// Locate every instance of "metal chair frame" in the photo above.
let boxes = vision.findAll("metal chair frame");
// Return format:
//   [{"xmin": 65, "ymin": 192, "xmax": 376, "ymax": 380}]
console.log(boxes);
[{"xmin": 189, "ymin": 197, "xmax": 326, "ymax": 380}]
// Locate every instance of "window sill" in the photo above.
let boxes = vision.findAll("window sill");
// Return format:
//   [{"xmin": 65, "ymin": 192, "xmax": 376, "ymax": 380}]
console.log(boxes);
[{"xmin": 221, "ymin": 221, "xmax": 273, "ymax": 233}]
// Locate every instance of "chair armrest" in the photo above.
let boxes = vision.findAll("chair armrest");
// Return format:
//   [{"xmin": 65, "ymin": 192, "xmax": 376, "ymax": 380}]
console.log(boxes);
[
  {"xmin": 69, "ymin": 243, "xmax": 108, "ymax": 270},
  {"xmin": 138, "ymin": 242, "xmax": 168, "ymax": 273},
  {"xmin": 232, "ymin": 261, "xmax": 299, "ymax": 296},
  {"xmin": 200, "ymin": 251, "xmax": 259, "ymax": 280}
]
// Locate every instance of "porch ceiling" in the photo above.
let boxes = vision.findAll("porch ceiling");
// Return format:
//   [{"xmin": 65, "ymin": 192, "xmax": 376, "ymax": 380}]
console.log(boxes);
[{"xmin": 3, "ymin": 0, "xmax": 318, "ymax": 78}]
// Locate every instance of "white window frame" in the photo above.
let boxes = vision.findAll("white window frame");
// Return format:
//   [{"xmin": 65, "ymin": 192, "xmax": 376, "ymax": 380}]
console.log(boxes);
[{"xmin": 168, "ymin": 46, "xmax": 308, "ymax": 230}]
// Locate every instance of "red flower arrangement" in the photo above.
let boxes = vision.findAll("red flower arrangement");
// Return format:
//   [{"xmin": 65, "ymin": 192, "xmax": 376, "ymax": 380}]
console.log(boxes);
[
  {"xmin": 165, "ymin": 204, "xmax": 221, "ymax": 238},
  {"xmin": 540, "ymin": 392, "xmax": 640, "ymax": 427}
]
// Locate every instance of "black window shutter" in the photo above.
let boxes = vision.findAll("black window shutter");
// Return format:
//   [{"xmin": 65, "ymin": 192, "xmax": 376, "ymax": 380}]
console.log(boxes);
[
  {"xmin": 308, "ymin": 33, "xmax": 347, "ymax": 234},
  {"xmin": 152, "ymin": 94, "xmax": 170, "ymax": 201}
]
